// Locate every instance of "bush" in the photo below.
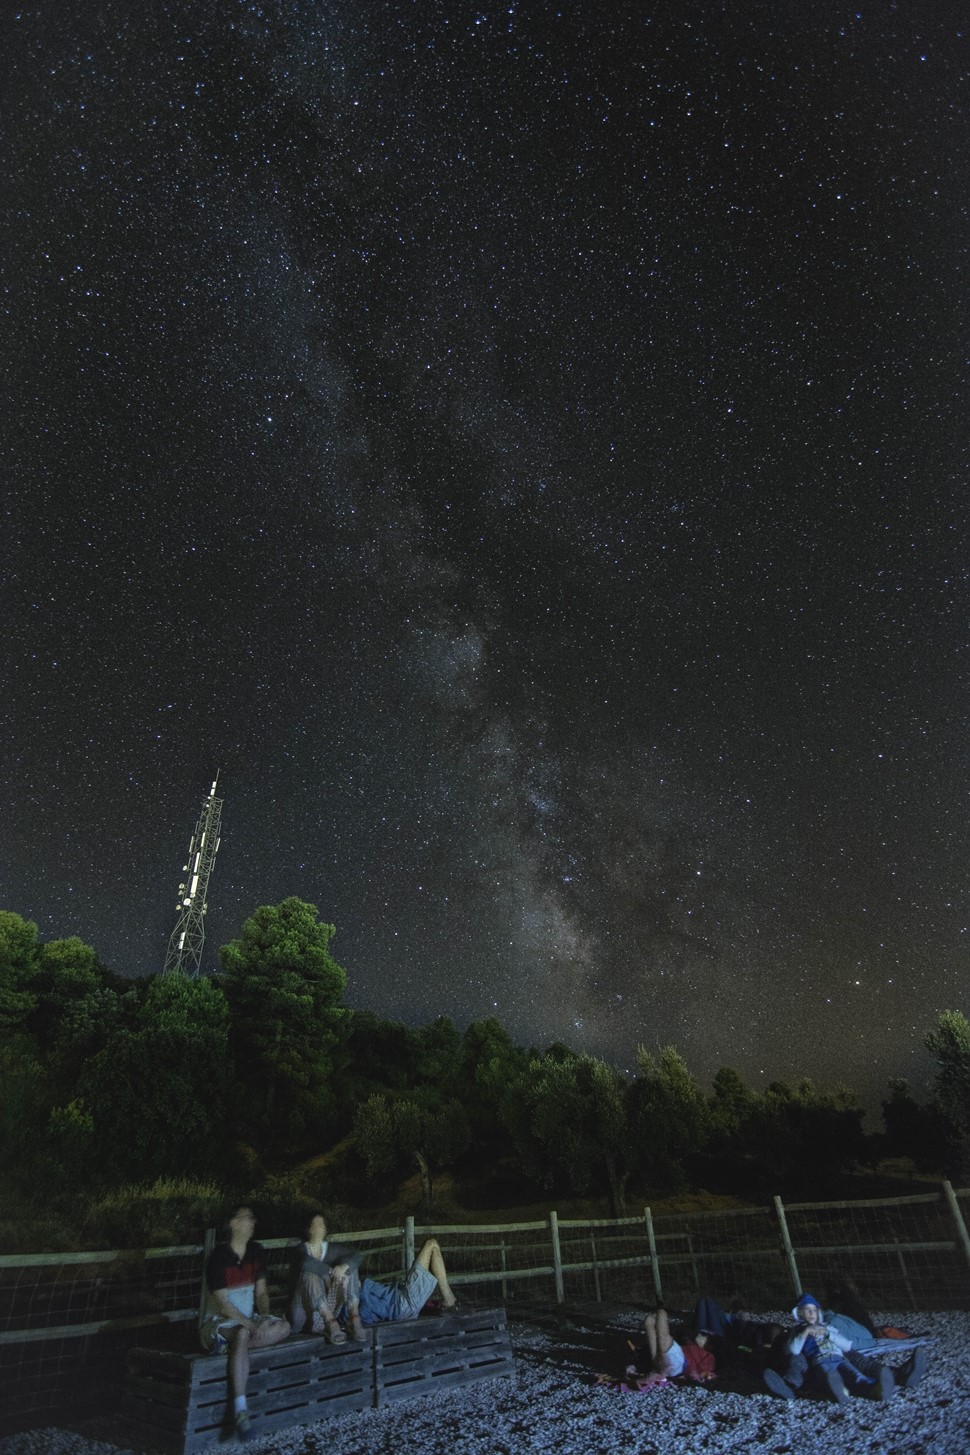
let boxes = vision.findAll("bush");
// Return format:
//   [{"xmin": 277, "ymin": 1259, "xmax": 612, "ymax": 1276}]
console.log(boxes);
[
  {"xmin": 246, "ymin": 1165, "xmax": 359, "ymax": 1239},
  {"xmin": 82, "ymin": 1179, "xmax": 225, "ymax": 1248}
]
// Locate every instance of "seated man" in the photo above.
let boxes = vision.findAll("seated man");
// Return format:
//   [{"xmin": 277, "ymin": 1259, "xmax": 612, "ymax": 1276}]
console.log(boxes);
[
  {"xmin": 763, "ymin": 1293, "xmax": 907, "ymax": 1404},
  {"xmin": 354, "ymin": 1237, "xmax": 458, "ymax": 1325},
  {"xmin": 199, "ymin": 1205, "xmax": 290, "ymax": 1443}
]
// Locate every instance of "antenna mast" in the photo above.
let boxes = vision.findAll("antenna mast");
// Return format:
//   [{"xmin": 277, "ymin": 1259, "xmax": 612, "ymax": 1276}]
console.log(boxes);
[{"xmin": 163, "ymin": 773, "xmax": 223, "ymax": 976}]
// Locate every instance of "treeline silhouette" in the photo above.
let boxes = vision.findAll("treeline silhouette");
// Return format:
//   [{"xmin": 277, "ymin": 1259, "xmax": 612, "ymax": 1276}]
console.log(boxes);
[{"xmin": 2, "ymin": 900, "xmax": 968, "ymax": 1232}]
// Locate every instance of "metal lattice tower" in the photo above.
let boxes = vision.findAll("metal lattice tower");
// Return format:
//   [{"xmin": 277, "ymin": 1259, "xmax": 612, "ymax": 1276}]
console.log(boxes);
[{"xmin": 162, "ymin": 774, "xmax": 223, "ymax": 976}]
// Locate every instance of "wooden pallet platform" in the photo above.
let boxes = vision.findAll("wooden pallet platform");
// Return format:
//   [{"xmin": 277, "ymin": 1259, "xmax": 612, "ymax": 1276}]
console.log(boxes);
[
  {"xmin": 121, "ymin": 1335, "xmax": 370, "ymax": 1454},
  {"xmin": 373, "ymin": 1308, "xmax": 515, "ymax": 1407},
  {"xmin": 121, "ymin": 1310, "xmax": 513, "ymax": 1452}
]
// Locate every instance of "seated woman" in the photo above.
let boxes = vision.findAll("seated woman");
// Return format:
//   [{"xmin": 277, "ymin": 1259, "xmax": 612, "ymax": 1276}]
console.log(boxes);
[
  {"xmin": 357, "ymin": 1238, "xmax": 459, "ymax": 1325},
  {"xmin": 289, "ymin": 1212, "xmax": 365, "ymax": 1343}
]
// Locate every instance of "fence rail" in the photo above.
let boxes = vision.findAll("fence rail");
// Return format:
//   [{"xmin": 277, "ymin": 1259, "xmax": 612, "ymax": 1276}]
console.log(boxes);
[{"xmin": 2, "ymin": 1182, "xmax": 970, "ymax": 1427}]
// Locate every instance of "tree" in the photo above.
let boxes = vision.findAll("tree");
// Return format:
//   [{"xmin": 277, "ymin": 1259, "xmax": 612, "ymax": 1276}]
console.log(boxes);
[
  {"xmin": 696, "ymin": 1065, "xmax": 761, "ymax": 1193},
  {"xmin": 337, "ymin": 1010, "xmax": 422, "ymax": 1108},
  {"xmin": 30, "ymin": 935, "xmax": 120, "ymax": 1093},
  {"xmin": 630, "ymin": 1046, "xmax": 710, "ymax": 1191},
  {"xmin": 925, "ymin": 1011, "xmax": 970, "ymax": 1131},
  {"xmin": 352, "ymin": 1093, "xmax": 399, "ymax": 1186},
  {"xmin": 747, "ymin": 1077, "xmax": 865, "ymax": 1193},
  {"xmin": 0, "ymin": 917, "xmax": 124, "ymax": 1192},
  {"xmin": 220, "ymin": 898, "xmax": 347, "ymax": 1151},
  {"xmin": 881, "ymin": 1078, "xmax": 948, "ymax": 1172},
  {"xmin": 416, "ymin": 1016, "xmax": 463, "ymax": 1097},
  {"xmin": 709, "ymin": 1066, "xmax": 756, "ymax": 1141},
  {"xmin": 457, "ymin": 1017, "xmax": 529, "ymax": 1158},
  {"xmin": 505, "ymin": 1050, "xmax": 633, "ymax": 1215},
  {"xmin": 352, "ymin": 1091, "xmax": 471, "ymax": 1212},
  {"xmin": 394, "ymin": 1097, "xmax": 471, "ymax": 1212},
  {"xmin": 79, "ymin": 972, "xmax": 231, "ymax": 1183},
  {"xmin": 925, "ymin": 1010, "xmax": 970, "ymax": 1178},
  {"xmin": 0, "ymin": 1039, "xmax": 47, "ymax": 1188},
  {"xmin": 0, "ymin": 910, "xmax": 41, "ymax": 1037}
]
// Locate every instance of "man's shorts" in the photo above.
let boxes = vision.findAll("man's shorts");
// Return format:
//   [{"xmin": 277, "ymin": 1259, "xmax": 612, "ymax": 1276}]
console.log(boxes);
[
  {"xmin": 199, "ymin": 1311, "xmax": 278, "ymax": 1353},
  {"xmin": 394, "ymin": 1260, "xmax": 438, "ymax": 1320},
  {"xmin": 199, "ymin": 1315, "xmax": 233, "ymax": 1353}
]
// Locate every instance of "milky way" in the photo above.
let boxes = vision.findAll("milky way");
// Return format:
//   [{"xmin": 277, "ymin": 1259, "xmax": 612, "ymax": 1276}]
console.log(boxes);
[{"xmin": 3, "ymin": 2, "xmax": 967, "ymax": 1110}]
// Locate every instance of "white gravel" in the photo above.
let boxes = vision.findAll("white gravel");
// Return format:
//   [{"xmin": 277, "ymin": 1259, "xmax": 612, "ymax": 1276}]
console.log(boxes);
[{"xmin": 1, "ymin": 1311, "xmax": 966, "ymax": 1455}]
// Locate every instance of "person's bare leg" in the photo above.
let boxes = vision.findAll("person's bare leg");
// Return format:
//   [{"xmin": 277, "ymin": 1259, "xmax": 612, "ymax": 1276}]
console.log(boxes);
[
  {"xmin": 227, "ymin": 1317, "xmax": 289, "ymax": 1402},
  {"xmin": 643, "ymin": 1312, "xmax": 659, "ymax": 1365},
  {"xmin": 332, "ymin": 1266, "xmax": 366, "ymax": 1339},
  {"xmin": 227, "ymin": 1326, "xmax": 252, "ymax": 1403},
  {"xmin": 250, "ymin": 1316, "xmax": 289, "ymax": 1349},
  {"xmin": 643, "ymin": 1308, "xmax": 675, "ymax": 1373},
  {"xmin": 415, "ymin": 1238, "xmax": 457, "ymax": 1306}
]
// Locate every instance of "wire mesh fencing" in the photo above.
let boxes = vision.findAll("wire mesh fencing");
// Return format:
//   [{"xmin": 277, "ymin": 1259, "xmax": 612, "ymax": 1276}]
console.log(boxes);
[
  {"xmin": 776, "ymin": 1191, "xmax": 970, "ymax": 1313},
  {"xmin": 649, "ymin": 1203, "xmax": 794, "ymax": 1310},
  {"xmin": 0, "ymin": 1244, "xmax": 205, "ymax": 1427}
]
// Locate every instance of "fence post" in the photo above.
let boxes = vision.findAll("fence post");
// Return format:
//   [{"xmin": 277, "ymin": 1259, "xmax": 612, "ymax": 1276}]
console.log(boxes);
[
  {"xmin": 644, "ymin": 1206, "xmax": 662, "ymax": 1302},
  {"xmin": 549, "ymin": 1211, "xmax": 564, "ymax": 1304},
  {"xmin": 404, "ymin": 1217, "xmax": 415, "ymax": 1275},
  {"xmin": 590, "ymin": 1229, "xmax": 602, "ymax": 1303},
  {"xmin": 943, "ymin": 1180, "xmax": 970, "ymax": 1273},
  {"xmin": 686, "ymin": 1230, "xmax": 700, "ymax": 1298},
  {"xmin": 199, "ymin": 1227, "xmax": 215, "ymax": 1327},
  {"xmin": 500, "ymin": 1237, "xmax": 509, "ymax": 1303},
  {"xmin": 893, "ymin": 1238, "xmax": 917, "ymax": 1310},
  {"xmin": 773, "ymin": 1195, "xmax": 801, "ymax": 1298}
]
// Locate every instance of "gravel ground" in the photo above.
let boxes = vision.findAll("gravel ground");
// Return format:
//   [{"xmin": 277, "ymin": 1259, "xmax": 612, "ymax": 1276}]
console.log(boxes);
[{"xmin": 1, "ymin": 1311, "xmax": 966, "ymax": 1455}]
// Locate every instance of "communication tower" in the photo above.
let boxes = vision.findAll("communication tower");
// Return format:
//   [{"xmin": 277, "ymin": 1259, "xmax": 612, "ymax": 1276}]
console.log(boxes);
[{"xmin": 162, "ymin": 774, "xmax": 223, "ymax": 975}]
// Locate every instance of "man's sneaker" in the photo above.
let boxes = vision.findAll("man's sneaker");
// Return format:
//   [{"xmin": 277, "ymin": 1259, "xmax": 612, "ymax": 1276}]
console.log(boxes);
[
  {"xmin": 874, "ymin": 1366, "xmax": 895, "ymax": 1400},
  {"xmin": 822, "ymin": 1369, "xmax": 850, "ymax": 1404},
  {"xmin": 900, "ymin": 1346, "xmax": 928, "ymax": 1390},
  {"xmin": 234, "ymin": 1410, "xmax": 252, "ymax": 1443},
  {"xmin": 763, "ymin": 1368, "xmax": 796, "ymax": 1400}
]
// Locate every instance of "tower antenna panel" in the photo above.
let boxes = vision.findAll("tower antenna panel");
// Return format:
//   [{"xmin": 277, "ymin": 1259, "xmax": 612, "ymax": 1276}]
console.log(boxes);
[{"xmin": 162, "ymin": 774, "xmax": 223, "ymax": 976}]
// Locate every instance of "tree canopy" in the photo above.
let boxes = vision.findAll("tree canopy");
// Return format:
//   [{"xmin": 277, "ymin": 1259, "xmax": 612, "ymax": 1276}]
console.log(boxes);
[
  {"xmin": 219, "ymin": 897, "xmax": 348, "ymax": 1148},
  {"xmin": 0, "ymin": 901, "xmax": 963, "ymax": 1216}
]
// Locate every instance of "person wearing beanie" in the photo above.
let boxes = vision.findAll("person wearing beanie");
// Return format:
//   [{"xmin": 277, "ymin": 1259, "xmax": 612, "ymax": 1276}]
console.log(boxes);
[{"xmin": 763, "ymin": 1293, "xmax": 895, "ymax": 1404}]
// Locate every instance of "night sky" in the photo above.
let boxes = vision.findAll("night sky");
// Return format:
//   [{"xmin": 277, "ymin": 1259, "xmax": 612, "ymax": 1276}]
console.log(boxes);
[{"xmin": 4, "ymin": 1, "xmax": 967, "ymax": 1112}]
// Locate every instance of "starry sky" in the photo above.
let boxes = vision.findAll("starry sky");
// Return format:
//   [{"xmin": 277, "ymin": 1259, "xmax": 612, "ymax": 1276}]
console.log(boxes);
[{"xmin": 3, "ymin": 1, "xmax": 967, "ymax": 1112}]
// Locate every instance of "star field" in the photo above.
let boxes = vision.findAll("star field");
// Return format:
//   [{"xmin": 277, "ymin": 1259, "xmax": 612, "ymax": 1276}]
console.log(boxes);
[{"xmin": 3, "ymin": 1, "xmax": 968, "ymax": 1112}]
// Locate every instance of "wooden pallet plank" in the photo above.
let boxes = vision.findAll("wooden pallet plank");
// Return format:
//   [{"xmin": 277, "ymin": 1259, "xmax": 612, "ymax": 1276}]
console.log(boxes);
[
  {"xmin": 373, "ymin": 1312, "xmax": 507, "ymax": 1347},
  {"xmin": 247, "ymin": 1351, "xmax": 366, "ymax": 1389},
  {"xmin": 376, "ymin": 1329, "xmax": 509, "ymax": 1358},
  {"xmin": 375, "ymin": 1337, "xmax": 509, "ymax": 1369},
  {"xmin": 375, "ymin": 1356, "xmax": 510, "ymax": 1384},
  {"xmin": 376, "ymin": 1357, "xmax": 514, "ymax": 1405}
]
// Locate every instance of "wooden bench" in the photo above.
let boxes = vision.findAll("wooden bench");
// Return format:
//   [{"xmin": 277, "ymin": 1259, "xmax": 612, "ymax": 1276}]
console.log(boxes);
[{"xmin": 121, "ymin": 1309, "xmax": 513, "ymax": 1452}]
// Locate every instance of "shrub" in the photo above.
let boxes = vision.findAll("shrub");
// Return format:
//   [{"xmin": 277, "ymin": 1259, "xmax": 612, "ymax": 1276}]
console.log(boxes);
[{"xmin": 83, "ymin": 1179, "xmax": 225, "ymax": 1248}]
